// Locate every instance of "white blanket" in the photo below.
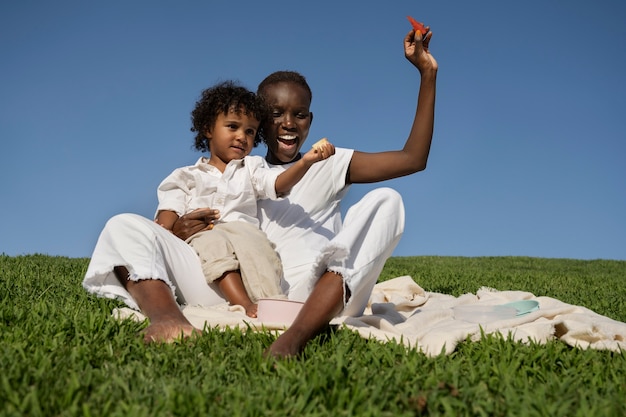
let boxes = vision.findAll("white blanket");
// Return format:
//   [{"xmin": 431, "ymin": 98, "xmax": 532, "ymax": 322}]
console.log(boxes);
[{"xmin": 113, "ymin": 276, "xmax": 626, "ymax": 356}]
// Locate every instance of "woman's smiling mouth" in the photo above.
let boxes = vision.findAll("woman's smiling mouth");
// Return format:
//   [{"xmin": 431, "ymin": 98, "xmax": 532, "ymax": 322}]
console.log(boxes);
[{"xmin": 278, "ymin": 134, "xmax": 297, "ymax": 145}]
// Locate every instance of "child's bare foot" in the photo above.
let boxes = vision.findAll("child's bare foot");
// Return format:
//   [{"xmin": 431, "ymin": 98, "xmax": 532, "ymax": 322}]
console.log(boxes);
[
  {"xmin": 244, "ymin": 303, "xmax": 258, "ymax": 318},
  {"xmin": 141, "ymin": 319, "xmax": 200, "ymax": 343}
]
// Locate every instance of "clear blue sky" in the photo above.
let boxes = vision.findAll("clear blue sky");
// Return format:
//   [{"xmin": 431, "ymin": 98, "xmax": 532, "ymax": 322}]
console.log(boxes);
[{"xmin": 2, "ymin": 1, "xmax": 625, "ymax": 261}]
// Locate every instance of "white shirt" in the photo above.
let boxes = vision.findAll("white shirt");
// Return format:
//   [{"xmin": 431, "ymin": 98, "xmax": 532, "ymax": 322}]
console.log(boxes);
[
  {"xmin": 157, "ymin": 156, "xmax": 280, "ymax": 227},
  {"xmin": 257, "ymin": 147, "xmax": 354, "ymax": 273}
]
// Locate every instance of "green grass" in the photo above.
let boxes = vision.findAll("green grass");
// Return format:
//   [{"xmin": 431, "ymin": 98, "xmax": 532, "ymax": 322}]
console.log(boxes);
[{"xmin": 1, "ymin": 254, "xmax": 625, "ymax": 416}]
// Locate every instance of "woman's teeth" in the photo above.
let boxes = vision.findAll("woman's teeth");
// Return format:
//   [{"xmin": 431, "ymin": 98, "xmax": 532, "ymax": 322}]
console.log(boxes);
[{"xmin": 279, "ymin": 135, "xmax": 296, "ymax": 144}]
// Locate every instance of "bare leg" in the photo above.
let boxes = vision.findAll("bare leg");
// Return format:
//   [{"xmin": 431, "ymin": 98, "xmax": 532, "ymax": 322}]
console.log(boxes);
[
  {"xmin": 216, "ymin": 271, "xmax": 258, "ymax": 318},
  {"xmin": 113, "ymin": 266, "xmax": 199, "ymax": 343},
  {"xmin": 265, "ymin": 271, "xmax": 347, "ymax": 359}
]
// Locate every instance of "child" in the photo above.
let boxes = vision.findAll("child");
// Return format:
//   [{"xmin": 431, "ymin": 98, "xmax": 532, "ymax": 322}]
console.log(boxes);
[{"xmin": 155, "ymin": 81, "xmax": 334, "ymax": 318}]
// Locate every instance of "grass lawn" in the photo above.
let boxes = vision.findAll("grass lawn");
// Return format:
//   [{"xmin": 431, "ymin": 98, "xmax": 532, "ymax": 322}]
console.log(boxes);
[{"xmin": 1, "ymin": 254, "xmax": 625, "ymax": 416}]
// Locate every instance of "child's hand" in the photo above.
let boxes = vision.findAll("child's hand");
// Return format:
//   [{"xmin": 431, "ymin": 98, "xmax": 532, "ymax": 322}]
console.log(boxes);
[{"xmin": 303, "ymin": 138, "xmax": 335, "ymax": 164}]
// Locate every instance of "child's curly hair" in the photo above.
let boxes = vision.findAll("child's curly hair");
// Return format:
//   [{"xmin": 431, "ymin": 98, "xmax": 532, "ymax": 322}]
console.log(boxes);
[{"xmin": 191, "ymin": 81, "xmax": 268, "ymax": 152}]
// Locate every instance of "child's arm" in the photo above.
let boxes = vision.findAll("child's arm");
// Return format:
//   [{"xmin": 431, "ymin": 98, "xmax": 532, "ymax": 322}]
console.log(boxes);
[
  {"xmin": 275, "ymin": 138, "xmax": 335, "ymax": 194},
  {"xmin": 155, "ymin": 210, "xmax": 179, "ymax": 232}
]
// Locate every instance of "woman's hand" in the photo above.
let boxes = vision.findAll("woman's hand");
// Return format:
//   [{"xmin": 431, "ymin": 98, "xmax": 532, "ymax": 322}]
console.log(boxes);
[
  {"xmin": 172, "ymin": 208, "xmax": 220, "ymax": 241},
  {"xmin": 404, "ymin": 28, "xmax": 438, "ymax": 73}
]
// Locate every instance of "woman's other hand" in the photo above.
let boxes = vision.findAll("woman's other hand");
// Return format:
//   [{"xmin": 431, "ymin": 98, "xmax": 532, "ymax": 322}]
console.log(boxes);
[{"xmin": 172, "ymin": 208, "xmax": 220, "ymax": 241}]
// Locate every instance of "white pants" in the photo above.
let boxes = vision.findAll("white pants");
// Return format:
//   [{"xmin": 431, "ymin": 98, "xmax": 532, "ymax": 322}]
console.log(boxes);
[
  {"xmin": 83, "ymin": 188, "xmax": 404, "ymax": 316},
  {"xmin": 83, "ymin": 213, "xmax": 226, "ymax": 310},
  {"xmin": 301, "ymin": 187, "xmax": 405, "ymax": 316}
]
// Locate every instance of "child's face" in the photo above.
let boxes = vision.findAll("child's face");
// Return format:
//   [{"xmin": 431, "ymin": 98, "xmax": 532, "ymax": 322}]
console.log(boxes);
[
  {"xmin": 261, "ymin": 81, "xmax": 313, "ymax": 164},
  {"xmin": 206, "ymin": 109, "xmax": 259, "ymax": 168}
]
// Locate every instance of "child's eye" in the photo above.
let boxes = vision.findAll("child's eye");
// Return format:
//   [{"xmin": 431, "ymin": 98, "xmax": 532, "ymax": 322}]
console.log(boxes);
[
  {"xmin": 296, "ymin": 112, "xmax": 309, "ymax": 119},
  {"xmin": 271, "ymin": 111, "xmax": 282, "ymax": 118}
]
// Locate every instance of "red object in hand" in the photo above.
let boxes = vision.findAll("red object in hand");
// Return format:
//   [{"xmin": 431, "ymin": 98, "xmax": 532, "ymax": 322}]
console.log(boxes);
[{"xmin": 407, "ymin": 16, "xmax": 428, "ymax": 35}]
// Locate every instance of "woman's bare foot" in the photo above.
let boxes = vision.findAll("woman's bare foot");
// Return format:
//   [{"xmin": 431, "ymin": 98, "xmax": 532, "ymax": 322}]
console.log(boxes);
[
  {"xmin": 264, "ymin": 271, "xmax": 346, "ymax": 359},
  {"xmin": 141, "ymin": 319, "xmax": 201, "ymax": 343},
  {"xmin": 113, "ymin": 268, "xmax": 200, "ymax": 344},
  {"xmin": 264, "ymin": 328, "xmax": 306, "ymax": 359}
]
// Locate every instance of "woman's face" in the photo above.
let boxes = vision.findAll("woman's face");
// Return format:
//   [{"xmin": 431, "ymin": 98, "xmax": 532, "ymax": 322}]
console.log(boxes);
[{"xmin": 261, "ymin": 81, "xmax": 313, "ymax": 164}]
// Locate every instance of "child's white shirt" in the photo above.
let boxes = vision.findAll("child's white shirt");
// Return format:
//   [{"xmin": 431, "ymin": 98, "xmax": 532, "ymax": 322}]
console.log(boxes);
[{"xmin": 157, "ymin": 155, "xmax": 280, "ymax": 227}]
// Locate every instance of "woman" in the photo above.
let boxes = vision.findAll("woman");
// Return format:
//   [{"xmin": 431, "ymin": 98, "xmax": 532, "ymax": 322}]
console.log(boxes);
[{"xmin": 173, "ymin": 27, "xmax": 438, "ymax": 357}]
